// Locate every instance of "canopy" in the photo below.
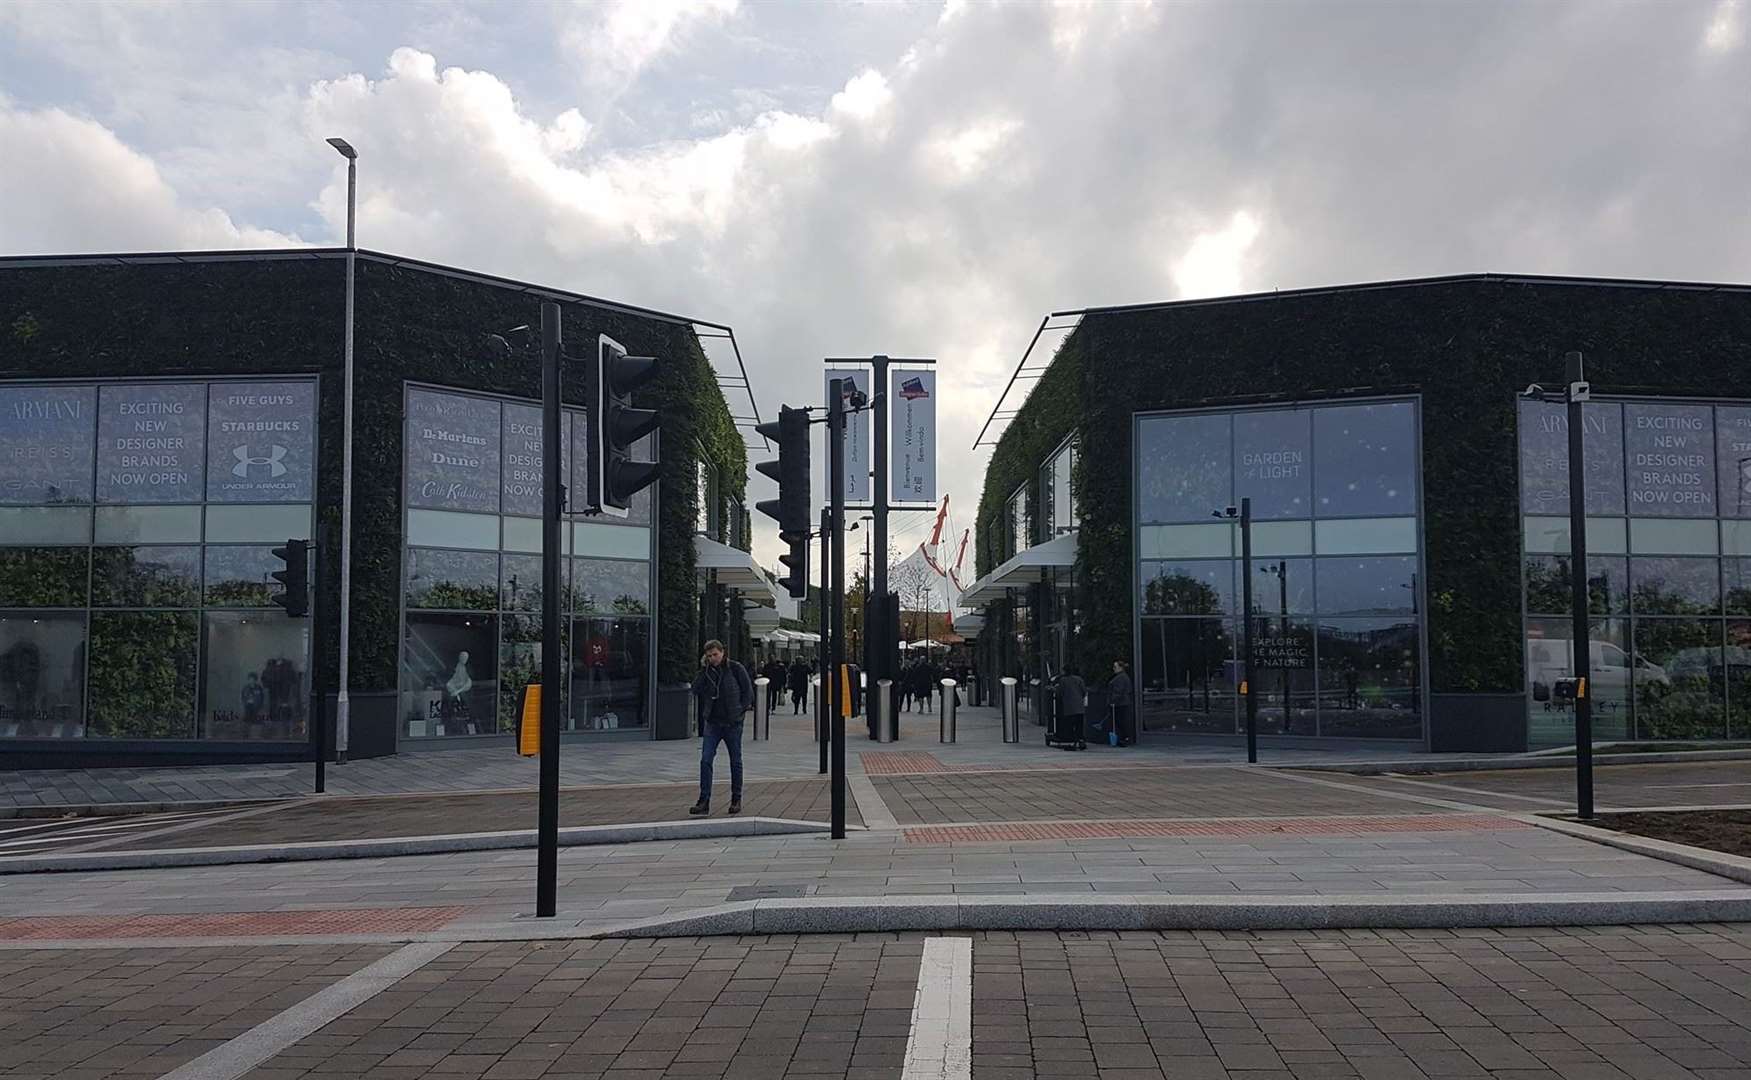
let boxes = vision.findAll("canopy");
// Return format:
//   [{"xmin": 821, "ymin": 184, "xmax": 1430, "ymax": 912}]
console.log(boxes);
[
  {"xmin": 959, "ymin": 530, "xmax": 1077, "ymax": 606},
  {"xmin": 904, "ymin": 639, "xmax": 951, "ymax": 651},
  {"xmin": 953, "ymin": 613, "xmax": 986, "ymax": 638},
  {"xmin": 695, "ymin": 535, "xmax": 779, "ymax": 606}
]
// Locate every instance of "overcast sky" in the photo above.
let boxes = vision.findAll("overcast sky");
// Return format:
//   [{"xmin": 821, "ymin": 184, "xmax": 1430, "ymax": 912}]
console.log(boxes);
[{"xmin": 3, "ymin": 0, "xmax": 1748, "ymax": 583}]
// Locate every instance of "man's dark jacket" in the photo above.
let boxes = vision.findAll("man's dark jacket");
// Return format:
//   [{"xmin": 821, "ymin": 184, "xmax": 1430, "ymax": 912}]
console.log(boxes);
[{"xmin": 692, "ymin": 660, "xmax": 754, "ymax": 727}]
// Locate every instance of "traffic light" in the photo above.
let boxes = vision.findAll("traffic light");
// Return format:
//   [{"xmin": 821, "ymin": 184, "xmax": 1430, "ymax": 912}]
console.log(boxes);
[
  {"xmin": 755, "ymin": 406, "xmax": 812, "ymax": 598},
  {"xmin": 589, "ymin": 334, "xmax": 662, "ymax": 517},
  {"xmin": 270, "ymin": 539, "xmax": 309, "ymax": 618}
]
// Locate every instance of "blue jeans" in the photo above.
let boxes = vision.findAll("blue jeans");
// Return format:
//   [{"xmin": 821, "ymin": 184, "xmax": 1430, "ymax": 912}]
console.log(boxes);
[{"xmin": 699, "ymin": 721, "xmax": 744, "ymax": 803}]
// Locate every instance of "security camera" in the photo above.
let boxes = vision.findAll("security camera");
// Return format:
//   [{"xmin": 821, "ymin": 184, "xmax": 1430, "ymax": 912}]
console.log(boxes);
[{"xmin": 1521, "ymin": 383, "xmax": 1545, "ymax": 398}]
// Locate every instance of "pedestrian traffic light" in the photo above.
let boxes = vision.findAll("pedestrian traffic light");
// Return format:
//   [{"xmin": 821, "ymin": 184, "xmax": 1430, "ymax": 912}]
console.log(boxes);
[
  {"xmin": 755, "ymin": 405, "xmax": 812, "ymax": 599},
  {"xmin": 270, "ymin": 539, "xmax": 309, "ymax": 618},
  {"xmin": 589, "ymin": 334, "xmax": 661, "ymax": 518}
]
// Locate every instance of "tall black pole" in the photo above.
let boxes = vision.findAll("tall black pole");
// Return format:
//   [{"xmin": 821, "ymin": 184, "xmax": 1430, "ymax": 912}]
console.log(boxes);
[
  {"xmin": 829, "ymin": 379, "xmax": 848, "ymax": 839},
  {"xmin": 818, "ymin": 505, "xmax": 830, "ymax": 774},
  {"xmin": 872, "ymin": 355, "xmax": 890, "ymax": 710},
  {"xmin": 1240, "ymin": 497, "xmax": 1257, "ymax": 764},
  {"xmin": 536, "ymin": 301, "xmax": 563, "ymax": 917},
  {"xmin": 309, "ymin": 533, "xmax": 325, "ymax": 794},
  {"xmin": 1566, "ymin": 351, "xmax": 1594, "ymax": 819}
]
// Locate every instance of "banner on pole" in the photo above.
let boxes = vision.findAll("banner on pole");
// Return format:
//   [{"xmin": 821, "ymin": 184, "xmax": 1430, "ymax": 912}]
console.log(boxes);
[
  {"xmin": 824, "ymin": 368, "xmax": 871, "ymax": 505},
  {"xmin": 892, "ymin": 369, "xmax": 936, "ymax": 504}
]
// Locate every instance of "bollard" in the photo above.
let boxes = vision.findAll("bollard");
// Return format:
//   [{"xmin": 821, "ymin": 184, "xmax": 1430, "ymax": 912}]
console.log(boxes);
[
  {"xmin": 876, "ymin": 679, "xmax": 895, "ymax": 743},
  {"xmin": 939, "ymin": 678, "xmax": 958, "ymax": 743},
  {"xmin": 753, "ymin": 677, "xmax": 769, "ymax": 741},
  {"xmin": 1001, "ymin": 676, "xmax": 1020, "ymax": 743}
]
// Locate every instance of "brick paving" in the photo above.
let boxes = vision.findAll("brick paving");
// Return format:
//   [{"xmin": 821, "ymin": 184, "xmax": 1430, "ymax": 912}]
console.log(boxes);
[
  {"xmin": 1346, "ymin": 760, "xmax": 1751, "ymax": 812},
  {"xmin": 0, "ymin": 906, "xmax": 470, "ymax": 941},
  {"xmin": 0, "ymin": 943, "xmax": 393, "ymax": 1079},
  {"xmin": 859, "ymin": 751, "xmax": 951, "ymax": 775},
  {"xmin": 902, "ymin": 814, "xmax": 1530, "ymax": 845}
]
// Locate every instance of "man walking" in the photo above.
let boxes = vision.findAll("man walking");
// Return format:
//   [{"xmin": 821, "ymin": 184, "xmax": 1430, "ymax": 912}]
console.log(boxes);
[
  {"xmin": 789, "ymin": 656, "xmax": 811, "ymax": 714},
  {"xmin": 690, "ymin": 639, "xmax": 753, "ymax": 816},
  {"xmin": 762, "ymin": 657, "xmax": 786, "ymax": 714}
]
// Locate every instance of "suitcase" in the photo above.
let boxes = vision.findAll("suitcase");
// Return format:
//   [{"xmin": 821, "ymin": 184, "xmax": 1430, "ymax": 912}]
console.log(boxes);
[{"xmin": 1045, "ymin": 697, "xmax": 1086, "ymax": 750}]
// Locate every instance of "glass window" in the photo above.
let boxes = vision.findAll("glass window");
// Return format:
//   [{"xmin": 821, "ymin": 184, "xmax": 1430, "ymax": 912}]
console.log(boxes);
[
  {"xmin": 1628, "ymin": 517, "xmax": 1719, "ymax": 556},
  {"xmin": 205, "ymin": 504, "xmax": 312, "ymax": 544},
  {"xmin": 1312, "ymin": 403, "xmax": 1417, "ymax": 518},
  {"xmin": 1235, "ymin": 408, "xmax": 1311, "ymax": 519},
  {"xmin": 401, "ymin": 612, "xmax": 499, "ymax": 737},
  {"xmin": 406, "ymin": 389, "xmax": 501, "ymax": 514},
  {"xmin": 1313, "ymin": 617, "xmax": 1421, "ymax": 739},
  {"xmin": 1727, "ymin": 559, "xmax": 1751, "ymax": 616},
  {"xmin": 1522, "ymin": 516, "xmax": 1628, "ymax": 556},
  {"xmin": 1137, "ymin": 414, "xmax": 1232, "ymax": 524},
  {"xmin": 94, "ymin": 505, "xmax": 202, "ymax": 544},
  {"xmin": 1250, "ymin": 520, "xmax": 1312, "ymax": 558},
  {"xmin": 574, "ymin": 522, "xmax": 649, "ymax": 560},
  {"xmin": 1314, "ymin": 556, "xmax": 1414, "ymax": 616},
  {"xmin": 203, "ymin": 612, "xmax": 308, "ymax": 740},
  {"xmin": 1725, "ymin": 521, "xmax": 1751, "ymax": 556},
  {"xmin": 0, "ymin": 385, "xmax": 96, "ymax": 505},
  {"xmin": 1523, "ymin": 555, "xmax": 1628, "ymax": 616},
  {"xmin": 1632, "ymin": 619, "xmax": 1726, "ymax": 740},
  {"xmin": 405, "ymin": 549, "xmax": 499, "ymax": 611},
  {"xmin": 1248, "ymin": 558, "xmax": 1313, "ymax": 616},
  {"xmin": 1525, "ymin": 617, "xmax": 1631, "ymax": 746},
  {"xmin": 1140, "ymin": 618, "xmax": 1236, "ymax": 734},
  {"xmin": 1624, "ymin": 403, "xmax": 1716, "ymax": 518},
  {"xmin": 500, "ymin": 405, "xmax": 574, "ymax": 518},
  {"xmin": 1140, "ymin": 523, "xmax": 1232, "ymax": 559},
  {"xmin": 1248, "ymin": 617, "xmax": 1316, "ymax": 735},
  {"xmin": 575, "ymin": 559, "xmax": 650, "ymax": 615},
  {"xmin": 0, "ymin": 612, "xmax": 87, "ymax": 738},
  {"xmin": 1007, "ymin": 486, "xmax": 1030, "ymax": 555},
  {"xmin": 92, "ymin": 547, "xmax": 200, "ymax": 608},
  {"xmin": 1717, "ymin": 406, "xmax": 1751, "ymax": 518},
  {"xmin": 205, "ymin": 382, "xmax": 317, "ymax": 503},
  {"xmin": 87, "ymin": 610, "xmax": 198, "ymax": 738},
  {"xmin": 96, "ymin": 384, "xmax": 206, "ymax": 504},
  {"xmin": 1141, "ymin": 561, "xmax": 1233, "ymax": 616},
  {"xmin": 407, "ymin": 508, "xmax": 499, "ymax": 551},
  {"xmin": 499, "ymin": 554, "xmax": 546, "ymax": 613},
  {"xmin": 1517, "ymin": 401, "xmax": 1626, "ymax": 516},
  {"xmin": 0, "ymin": 547, "xmax": 88, "ymax": 607},
  {"xmin": 499, "ymin": 614, "xmax": 568, "ymax": 735},
  {"xmin": 570, "ymin": 617, "xmax": 650, "ymax": 730},
  {"xmin": 619, "ymin": 433, "xmax": 657, "ymax": 527},
  {"xmin": 1728, "ymin": 620, "xmax": 1751, "ymax": 739},
  {"xmin": 204, "ymin": 546, "xmax": 282, "ymax": 607},
  {"xmin": 0, "ymin": 506, "xmax": 92, "ymax": 544},
  {"xmin": 1631, "ymin": 558, "xmax": 1721, "ymax": 616},
  {"xmin": 1313, "ymin": 517, "xmax": 1417, "ymax": 555}
]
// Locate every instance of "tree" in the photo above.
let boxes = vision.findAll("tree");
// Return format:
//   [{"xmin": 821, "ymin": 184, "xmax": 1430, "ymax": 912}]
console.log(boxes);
[{"xmin": 890, "ymin": 556, "xmax": 942, "ymax": 641}]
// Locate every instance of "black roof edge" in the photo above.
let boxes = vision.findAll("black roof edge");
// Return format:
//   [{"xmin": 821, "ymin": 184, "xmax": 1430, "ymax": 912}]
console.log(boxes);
[
  {"xmin": 1053, "ymin": 271, "xmax": 1751, "ymax": 320},
  {"xmin": 0, "ymin": 246, "xmax": 730, "ymax": 331}
]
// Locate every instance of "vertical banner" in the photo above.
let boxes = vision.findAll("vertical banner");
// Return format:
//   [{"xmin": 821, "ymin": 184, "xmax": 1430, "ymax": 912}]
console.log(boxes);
[
  {"xmin": 824, "ymin": 368, "xmax": 871, "ymax": 505},
  {"xmin": 892, "ymin": 369, "xmax": 936, "ymax": 503}
]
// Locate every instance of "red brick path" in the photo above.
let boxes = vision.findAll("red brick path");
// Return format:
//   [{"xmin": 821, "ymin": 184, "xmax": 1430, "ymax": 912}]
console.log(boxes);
[
  {"xmin": 0, "ymin": 905, "xmax": 470, "ymax": 940},
  {"xmin": 902, "ymin": 814, "xmax": 1528, "ymax": 844},
  {"xmin": 859, "ymin": 750, "xmax": 950, "ymax": 774}
]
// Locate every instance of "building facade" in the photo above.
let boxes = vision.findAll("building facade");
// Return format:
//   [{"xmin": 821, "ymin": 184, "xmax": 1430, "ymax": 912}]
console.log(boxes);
[
  {"xmin": 970, "ymin": 275, "xmax": 1751, "ymax": 753},
  {"xmin": 0, "ymin": 250, "xmax": 757, "ymax": 766}
]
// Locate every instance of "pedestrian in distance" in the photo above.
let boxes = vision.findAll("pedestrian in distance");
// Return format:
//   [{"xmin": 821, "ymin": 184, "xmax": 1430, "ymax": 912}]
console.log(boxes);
[
  {"xmin": 1054, "ymin": 667, "xmax": 1087, "ymax": 751},
  {"xmin": 1106, "ymin": 659, "xmax": 1134, "ymax": 747},
  {"xmin": 788, "ymin": 656, "xmax": 811, "ymax": 714},
  {"xmin": 690, "ymin": 639, "xmax": 753, "ymax": 816},
  {"xmin": 762, "ymin": 657, "xmax": 786, "ymax": 713}
]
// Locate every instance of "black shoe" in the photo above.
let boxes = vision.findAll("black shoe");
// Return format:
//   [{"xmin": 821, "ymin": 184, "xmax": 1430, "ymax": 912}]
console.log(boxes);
[
  {"xmin": 689, "ymin": 800, "xmax": 709, "ymax": 815},
  {"xmin": 728, "ymin": 800, "xmax": 742, "ymax": 815}
]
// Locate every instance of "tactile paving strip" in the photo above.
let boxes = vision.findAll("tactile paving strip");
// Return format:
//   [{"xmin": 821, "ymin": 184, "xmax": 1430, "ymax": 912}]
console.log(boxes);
[
  {"xmin": 902, "ymin": 814, "xmax": 1529, "ymax": 844},
  {"xmin": 0, "ymin": 905, "xmax": 471, "ymax": 940}
]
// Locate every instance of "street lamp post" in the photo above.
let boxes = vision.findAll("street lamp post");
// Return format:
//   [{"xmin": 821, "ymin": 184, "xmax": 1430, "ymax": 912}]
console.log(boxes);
[
  {"xmin": 325, "ymin": 137, "xmax": 357, "ymax": 764},
  {"xmin": 1217, "ymin": 499, "xmax": 1257, "ymax": 763}
]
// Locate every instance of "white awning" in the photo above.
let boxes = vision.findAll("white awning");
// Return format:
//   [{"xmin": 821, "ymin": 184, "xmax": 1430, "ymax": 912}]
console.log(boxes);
[
  {"xmin": 960, "ymin": 530, "xmax": 1077, "ymax": 607},
  {"xmin": 745, "ymin": 606, "xmax": 782, "ymax": 634},
  {"xmin": 695, "ymin": 535, "xmax": 779, "ymax": 605},
  {"xmin": 953, "ymin": 614, "xmax": 986, "ymax": 638}
]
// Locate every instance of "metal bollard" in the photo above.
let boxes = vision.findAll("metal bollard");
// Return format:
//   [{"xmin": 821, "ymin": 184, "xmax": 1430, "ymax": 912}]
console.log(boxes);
[
  {"xmin": 876, "ymin": 679, "xmax": 895, "ymax": 743},
  {"xmin": 752, "ymin": 677, "xmax": 769, "ymax": 740},
  {"xmin": 1001, "ymin": 676, "xmax": 1019, "ymax": 743},
  {"xmin": 939, "ymin": 678, "xmax": 958, "ymax": 743}
]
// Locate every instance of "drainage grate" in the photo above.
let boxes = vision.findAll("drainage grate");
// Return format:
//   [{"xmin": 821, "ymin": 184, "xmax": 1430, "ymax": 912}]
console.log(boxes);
[{"xmin": 726, "ymin": 884, "xmax": 808, "ymax": 902}]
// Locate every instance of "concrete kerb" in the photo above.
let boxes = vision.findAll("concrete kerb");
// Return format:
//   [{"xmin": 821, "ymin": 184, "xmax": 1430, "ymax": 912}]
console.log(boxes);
[
  {"xmin": 0, "ymin": 797, "xmax": 289, "ymax": 821},
  {"xmin": 1281, "ymin": 747, "xmax": 1751, "ymax": 775},
  {"xmin": 1518, "ymin": 812, "xmax": 1751, "ymax": 887},
  {"xmin": 0, "ymin": 816, "xmax": 835, "ymax": 875}
]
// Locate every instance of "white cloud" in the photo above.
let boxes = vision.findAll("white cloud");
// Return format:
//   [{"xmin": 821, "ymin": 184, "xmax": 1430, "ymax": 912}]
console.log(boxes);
[
  {"xmin": 1705, "ymin": 0, "xmax": 1744, "ymax": 52},
  {"xmin": 829, "ymin": 69, "xmax": 894, "ymax": 124},
  {"xmin": 559, "ymin": 0, "xmax": 738, "ymax": 97},
  {"xmin": 1173, "ymin": 211, "xmax": 1262, "ymax": 300}
]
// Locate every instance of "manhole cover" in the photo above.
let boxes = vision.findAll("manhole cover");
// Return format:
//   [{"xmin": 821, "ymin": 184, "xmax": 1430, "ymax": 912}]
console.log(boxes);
[{"xmin": 726, "ymin": 884, "xmax": 807, "ymax": 902}]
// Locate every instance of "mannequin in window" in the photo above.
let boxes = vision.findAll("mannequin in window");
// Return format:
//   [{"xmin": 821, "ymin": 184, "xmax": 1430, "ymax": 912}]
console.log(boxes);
[{"xmin": 445, "ymin": 651, "xmax": 473, "ymax": 730}]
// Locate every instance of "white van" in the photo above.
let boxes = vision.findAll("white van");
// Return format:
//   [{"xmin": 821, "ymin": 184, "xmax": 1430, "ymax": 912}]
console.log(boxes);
[{"xmin": 1527, "ymin": 635, "xmax": 1666, "ymax": 702}]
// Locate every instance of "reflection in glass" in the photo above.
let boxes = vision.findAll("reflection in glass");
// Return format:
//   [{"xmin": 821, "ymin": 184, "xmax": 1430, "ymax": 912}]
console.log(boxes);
[
  {"xmin": 1728, "ymin": 621, "xmax": 1751, "ymax": 739},
  {"xmin": 1525, "ymin": 617, "xmax": 1631, "ymax": 746},
  {"xmin": 1253, "ymin": 558, "xmax": 1314, "ymax": 616},
  {"xmin": 1727, "ymin": 559, "xmax": 1751, "ymax": 616},
  {"xmin": 1007, "ymin": 487, "xmax": 1030, "ymax": 556},
  {"xmin": 570, "ymin": 616, "xmax": 649, "ymax": 729},
  {"xmin": 574, "ymin": 558, "xmax": 650, "ymax": 615},
  {"xmin": 92, "ymin": 546, "xmax": 200, "ymax": 608},
  {"xmin": 401, "ymin": 612, "xmax": 499, "ymax": 737},
  {"xmin": 1313, "ymin": 617, "xmax": 1420, "ymax": 738},
  {"xmin": 1235, "ymin": 409, "xmax": 1311, "ymax": 519},
  {"xmin": 0, "ymin": 547, "xmax": 89, "ymax": 607},
  {"xmin": 203, "ymin": 612, "xmax": 307, "ymax": 740},
  {"xmin": 88, "ymin": 611, "xmax": 198, "ymax": 738},
  {"xmin": 1517, "ymin": 400, "xmax": 1627, "ymax": 515},
  {"xmin": 1523, "ymin": 555, "xmax": 1629, "ymax": 616},
  {"xmin": 1314, "ymin": 557, "xmax": 1415, "ymax": 616},
  {"xmin": 1141, "ymin": 561, "xmax": 1232, "ymax": 616},
  {"xmin": 1140, "ymin": 618, "xmax": 1237, "ymax": 734},
  {"xmin": 404, "ymin": 548, "xmax": 498, "ymax": 610},
  {"xmin": 1137, "ymin": 414, "xmax": 1232, "ymax": 524},
  {"xmin": 1632, "ymin": 619, "xmax": 1726, "ymax": 740},
  {"xmin": 498, "ymin": 615, "xmax": 568, "ymax": 734},
  {"xmin": 204, "ymin": 546, "xmax": 281, "ymax": 607},
  {"xmin": 1248, "ymin": 616, "xmax": 1315, "ymax": 735},
  {"xmin": 1312, "ymin": 403, "xmax": 1417, "ymax": 518},
  {"xmin": 1630, "ymin": 557, "xmax": 1721, "ymax": 615},
  {"xmin": 0, "ymin": 612, "xmax": 86, "ymax": 738},
  {"xmin": 500, "ymin": 554, "xmax": 544, "ymax": 613}
]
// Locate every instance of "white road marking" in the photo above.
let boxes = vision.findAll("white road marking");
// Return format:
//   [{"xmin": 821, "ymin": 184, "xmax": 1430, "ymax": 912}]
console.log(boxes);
[{"xmin": 903, "ymin": 936, "xmax": 972, "ymax": 1080}]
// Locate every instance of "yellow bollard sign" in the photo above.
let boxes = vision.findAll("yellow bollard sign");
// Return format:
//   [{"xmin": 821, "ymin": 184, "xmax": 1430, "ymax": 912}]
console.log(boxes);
[
  {"xmin": 519, "ymin": 684, "xmax": 541, "ymax": 756},
  {"xmin": 840, "ymin": 665, "xmax": 853, "ymax": 718}
]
